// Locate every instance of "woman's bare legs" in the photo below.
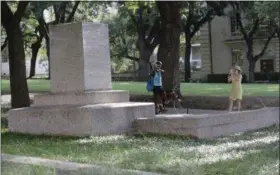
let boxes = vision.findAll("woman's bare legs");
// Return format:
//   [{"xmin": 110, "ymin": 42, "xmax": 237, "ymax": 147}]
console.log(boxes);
[
  {"xmin": 237, "ymin": 100, "xmax": 241, "ymax": 111},
  {"xmin": 229, "ymin": 99, "xmax": 233, "ymax": 112}
]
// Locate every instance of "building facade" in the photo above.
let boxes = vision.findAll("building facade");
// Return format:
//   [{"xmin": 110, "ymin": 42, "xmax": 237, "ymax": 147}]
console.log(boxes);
[
  {"xmin": 1, "ymin": 47, "xmax": 49, "ymax": 77},
  {"xmin": 197, "ymin": 15, "xmax": 279, "ymax": 81}
]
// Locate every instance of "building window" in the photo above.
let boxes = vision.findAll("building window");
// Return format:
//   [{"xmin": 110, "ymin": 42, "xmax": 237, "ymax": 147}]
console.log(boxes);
[
  {"xmin": 257, "ymin": 23, "xmax": 271, "ymax": 37},
  {"xmin": 260, "ymin": 60, "xmax": 274, "ymax": 73},
  {"xmin": 230, "ymin": 16, "xmax": 239, "ymax": 33},
  {"xmin": 231, "ymin": 48, "xmax": 243, "ymax": 66},
  {"xmin": 1, "ymin": 56, "xmax": 8, "ymax": 63}
]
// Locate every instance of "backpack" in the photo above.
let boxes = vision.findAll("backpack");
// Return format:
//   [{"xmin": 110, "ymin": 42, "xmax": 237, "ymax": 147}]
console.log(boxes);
[{"xmin": 146, "ymin": 76, "xmax": 154, "ymax": 92}]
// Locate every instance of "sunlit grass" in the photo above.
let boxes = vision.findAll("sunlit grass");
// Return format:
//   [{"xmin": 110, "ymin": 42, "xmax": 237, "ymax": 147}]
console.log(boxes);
[
  {"xmin": 1, "ymin": 123, "xmax": 279, "ymax": 175},
  {"xmin": 1, "ymin": 79, "xmax": 279, "ymax": 97}
]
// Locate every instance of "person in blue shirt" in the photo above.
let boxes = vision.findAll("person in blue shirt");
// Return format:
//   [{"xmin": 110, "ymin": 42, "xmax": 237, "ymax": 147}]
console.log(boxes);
[{"xmin": 149, "ymin": 61, "xmax": 168, "ymax": 114}]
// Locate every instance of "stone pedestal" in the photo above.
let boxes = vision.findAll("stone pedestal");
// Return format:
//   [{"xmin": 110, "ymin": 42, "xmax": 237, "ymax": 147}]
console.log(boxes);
[
  {"xmin": 8, "ymin": 22, "xmax": 155, "ymax": 136},
  {"xmin": 49, "ymin": 22, "xmax": 112, "ymax": 92},
  {"xmin": 133, "ymin": 107, "xmax": 279, "ymax": 139}
]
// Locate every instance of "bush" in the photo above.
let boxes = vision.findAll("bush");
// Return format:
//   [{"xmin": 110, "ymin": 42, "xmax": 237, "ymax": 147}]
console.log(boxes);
[
  {"xmin": 207, "ymin": 74, "xmax": 247, "ymax": 83},
  {"xmin": 254, "ymin": 72, "xmax": 280, "ymax": 82},
  {"xmin": 208, "ymin": 72, "xmax": 280, "ymax": 83}
]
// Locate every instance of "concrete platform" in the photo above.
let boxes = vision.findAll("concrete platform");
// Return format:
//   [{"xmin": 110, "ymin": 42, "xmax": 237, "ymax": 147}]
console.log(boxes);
[
  {"xmin": 8, "ymin": 102, "xmax": 155, "ymax": 137},
  {"xmin": 33, "ymin": 90, "xmax": 129, "ymax": 106},
  {"xmin": 133, "ymin": 107, "xmax": 279, "ymax": 139}
]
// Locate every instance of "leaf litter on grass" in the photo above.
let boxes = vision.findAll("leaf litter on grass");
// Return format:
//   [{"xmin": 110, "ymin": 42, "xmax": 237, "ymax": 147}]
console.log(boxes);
[{"xmin": 1, "ymin": 124, "xmax": 279, "ymax": 175}]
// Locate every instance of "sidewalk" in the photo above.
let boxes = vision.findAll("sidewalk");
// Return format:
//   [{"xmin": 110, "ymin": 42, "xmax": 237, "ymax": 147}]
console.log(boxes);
[{"xmin": 2, "ymin": 154, "xmax": 164, "ymax": 175}]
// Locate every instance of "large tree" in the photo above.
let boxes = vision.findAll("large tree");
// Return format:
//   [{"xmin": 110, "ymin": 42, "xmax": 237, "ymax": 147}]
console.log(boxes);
[
  {"xmin": 27, "ymin": 1, "xmax": 81, "ymax": 79},
  {"xmin": 118, "ymin": 2, "xmax": 160, "ymax": 80},
  {"xmin": 181, "ymin": 1, "xmax": 228, "ymax": 81},
  {"xmin": 231, "ymin": 2, "xmax": 276, "ymax": 82},
  {"xmin": 255, "ymin": 1, "xmax": 280, "ymax": 60},
  {"xmin": 156, "ymin": 2, "xmax": 182, "ymax": 94},
  {"xmin": 1, "ymin": 1, "xmax": 31, "ymax": 108}
]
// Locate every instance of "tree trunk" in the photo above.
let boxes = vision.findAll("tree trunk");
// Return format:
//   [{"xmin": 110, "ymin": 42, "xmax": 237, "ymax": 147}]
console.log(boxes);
[
  {"xmin": 137, "ymin": 37, "xmax": 156, "ymax": 80},
  {"xmin": 246, "ymin": 45, "xmax": 255, "ymax": 82},
  {"xmin": 28, "ymin": 38, "xmax": 42, "ymax": 79},
  {"xmin": 278, "ymin": 36, "xmax": 280, "ymax": 61},
  {"xmin": 173, "ymin": 56, "xmax": 183, "ymax": 98},
  {"xmin": 157, "ymin": 2, "xmax": 182, "ymax": 92},
  {"xmin": 184, "ymin": 35, "xmax": 192, "ymax": 82},
  {"xmin": 45, "ymin": 34, "xmax": 51, "ymax": 79},
  {"xmin": 138, "ymin": 59, "xmax": 150, "ymax": 81},
  {"xmin": 6, "ymin": 24, "xmax": 30, "ymax": 108},
  {"xmin": 248, "ymin": 59, "xmax": 256, "ymax": 83}
]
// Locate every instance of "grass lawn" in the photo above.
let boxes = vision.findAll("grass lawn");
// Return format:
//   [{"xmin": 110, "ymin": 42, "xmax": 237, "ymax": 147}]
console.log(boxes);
[
  {"xmin": 2, "ymin": 163, "xmax": 56, "ymax": 175},
  {"xmin": 1, "ymin": 79, "xmax": 279, "ymax": 97},
  {"xmin": 1, "ymin": 124, "xmax": 279, "ymax": 175},
  {"xmin": 1, "ymin": 105, "xmax": 279, "ymax": 175}
]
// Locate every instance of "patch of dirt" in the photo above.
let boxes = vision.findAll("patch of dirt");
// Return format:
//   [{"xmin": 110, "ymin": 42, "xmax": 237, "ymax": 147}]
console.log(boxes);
[
  {"xmin": 1, "ymin": 93, "xmax": 278, "ymax": 110},
  {"xmin": 130, "ymin": 95, "xmax": 279, "ymax": 110}
]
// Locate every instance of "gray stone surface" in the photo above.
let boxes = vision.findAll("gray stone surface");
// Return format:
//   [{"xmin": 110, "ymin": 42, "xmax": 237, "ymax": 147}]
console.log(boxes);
[
  {"xmin": 49, "ymin": 22, "xmax": 112, "ymax": 93},
  {"xmin": 33, "ymin": 90, "xmax": 129, "ymax": 106},
  {"xmin": 7, "ymin": 22, "xmax": 156, "ymax": 137},
  {"xmin": 8, "ymin": 102, "xmax": 155, "ymax": 136},
  {"xmin": 133, "ymin": 107, "xmax": 279, "ymax": 138},
  {"xmin": 2, "ymin": 154, "xmax": 163, "ymax": 175}
]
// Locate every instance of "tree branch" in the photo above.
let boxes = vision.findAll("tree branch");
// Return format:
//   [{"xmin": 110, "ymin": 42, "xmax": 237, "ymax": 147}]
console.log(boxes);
[
  {"xmin": 66, "ymin": 1, "xmax": 80, "ymax": 23},
  {"xmin": 54, "ymin": 2, "xmax": 68, "ymax": 24},
  {"xmin": 137, "ymin": 2, "xmax": 145, "ymax": 42},
  {"xmin": 123, "ymin": 55, "xmax": 139, "ymax": 62},
  {"xmin": 53, "ymin": 5, "xmax": 59, "ymax": 22},
  {"xmin": 254, "ymin": 31, "xmax": 276, "ymax": 61},
  {"xmin": 190, "ymin": 9, "xmax": 214, "ymax": 37},
  {"xmin": 111, "ymin": 48, "xmax": 139, "ymax": 62},
  {"xmin": 1, "ymin": 37, "xmax": 8, "ymax": 51},
  {"xmin": 230, "ymin": 2, "xmax": 249, "ymax": 41},
  {"xmin": 236, "ymin": 11, "xmax": 249, "ymax": 41},
  {"xmin": 14, "ymin": 1, "xmax": 29, "ymax": 22},
  {"xmin": 185, "ymin": 2, "xmax": 194, "ymax": 32},
  {"xmin": 206, "ymin": 1, "xmax": 228, "ymax": 16},
  {"xmin": 248, "ymin": 18, "xmax": 260, "ymax": 39},
  {"xmin": 146, "ymin": 18, "xmax": 160, "ymax": 49},
  {"xmin": 1, "ymin": 1, "xmax": 14, "ymax": 27}
]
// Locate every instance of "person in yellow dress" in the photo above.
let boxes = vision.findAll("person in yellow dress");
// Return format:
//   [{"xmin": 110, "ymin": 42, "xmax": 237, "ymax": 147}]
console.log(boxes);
[{"xmin": 228, "ymin": 65, "xmax": 243, "ymax": 112}]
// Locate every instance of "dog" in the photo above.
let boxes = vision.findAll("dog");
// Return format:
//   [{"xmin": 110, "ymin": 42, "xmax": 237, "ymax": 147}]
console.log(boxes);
[
  {"xmin": 153, "ymin": 90, "xmax": 184, "ymax": 114},
  {"xmin": 164, "ymin": 91, "xmax": 182, "ymax": 108}
]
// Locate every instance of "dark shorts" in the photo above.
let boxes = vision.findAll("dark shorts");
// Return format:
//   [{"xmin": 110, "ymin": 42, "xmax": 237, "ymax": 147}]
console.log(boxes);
[{"xmin": 153, "ymin": 86, "xmax": 164, "ymax": 95}]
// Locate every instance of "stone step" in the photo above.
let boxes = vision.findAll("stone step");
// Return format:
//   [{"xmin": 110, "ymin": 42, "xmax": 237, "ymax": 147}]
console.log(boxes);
[
  {"xmin": 8, "ymin": 102, "xmax": 155, "ymax": 137},
  {"xmin": 33, "ymin": 90, "xmax": 129, "ymax": 106},
  {"xmin": 133, "ymin": 107, "xmax": 279, "ymax": 139}
]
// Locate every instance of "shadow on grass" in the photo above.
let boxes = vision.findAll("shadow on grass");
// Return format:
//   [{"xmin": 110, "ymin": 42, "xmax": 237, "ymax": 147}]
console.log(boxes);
[
  {"xmin": 1, "ymin": 103, "xmax": 279, "ymax": 175},
  {"xmin": 1, "ymin": 106, "xmax": 10, "ymax": 129},
  {"xmin": 133, "ymin": 124, "xmax": 279, "ymax": 146},
  {"xmin": 200, "ymin": 141, "xmax": 279, "ymax": 175},
  {"xmin": 2, "ymin": 162, "xmax": 56, "ymax": 175},
  {"xmin": 1, "ymin": 125, "xmax": 279, "ymax": 175}
]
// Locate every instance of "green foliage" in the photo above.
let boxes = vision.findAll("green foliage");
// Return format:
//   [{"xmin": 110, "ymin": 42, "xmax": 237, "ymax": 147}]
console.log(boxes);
[
  {"xmin": 254, "ymin": 1, "xmax": 280, "ymax": 35},
  {"xmin": 1, "ymin": 27, "xmax": 7, "ymax": 48},
  {"xmin": 230, "ymin": 1, "xmax": 275, "ymax": 34}
]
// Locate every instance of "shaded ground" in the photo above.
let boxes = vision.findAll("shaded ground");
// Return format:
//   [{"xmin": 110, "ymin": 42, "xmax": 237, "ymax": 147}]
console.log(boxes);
[
  {"xmin": 2, "ymin": 80, "xmax": 279, "ymax": 96},
  {"xmin": 2, "ymin": 163, "xmax": 56, "ymax": 175},
  {"xmin": 1, "ymin": 88, "xmax": 279, "ymax": 174},
  {"xmin": 162, "ymin": 108, "xmax": 225, "ymax": 115},
  {"xmin": 1, "ymin": 125, "xmax": 279, "ymax": 175},
  {"xmin": 2, "ymin": 93, "xmax": 279, "ymax": 110},
  {"xmin": 2, "ymin": 80, "xmax": 278, "ymax": 110},
  {"xmin": 130, "ymin": 95, "xmax": 279, "ymax": 110}
]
